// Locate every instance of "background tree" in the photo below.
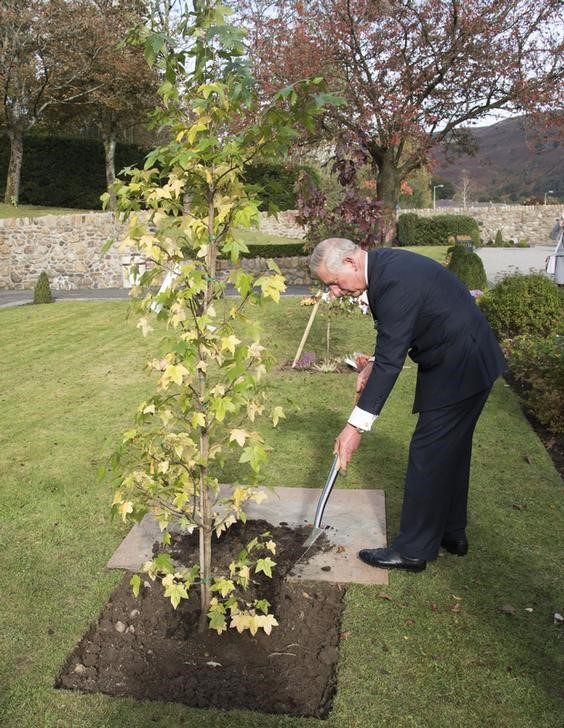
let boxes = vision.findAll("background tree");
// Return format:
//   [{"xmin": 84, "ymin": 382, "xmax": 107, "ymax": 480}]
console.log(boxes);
[
  {"xmin": 54, "ymin": 1, "xmax": 161, "ymax": 208},
  {"xmin": 454, "ymin": 168, "xmax": 474, "ymax": 209},
  {"xmin": 0, "ymin": 0, "xmax": 106, "ymax": 204},
  {"xmin": 237, "ymin": 0, "xmax": 563, "ymax": 245}
]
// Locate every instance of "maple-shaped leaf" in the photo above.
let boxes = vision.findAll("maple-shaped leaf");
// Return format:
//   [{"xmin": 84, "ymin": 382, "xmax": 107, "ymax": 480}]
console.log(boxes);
[
  {"xmin": 257, "ymin": 613, "xmax": 279, "ymax": 635},
  {"xmin": 271, "ymin": 406, "xmax": 285, "ymax": 427},
  {"xmin": 229, "ymin": 429, "xmax": 248, "ymax": 447},
  {"xmin": 255, "ymin": 557, "xmax": 276, "ymax": 578}
]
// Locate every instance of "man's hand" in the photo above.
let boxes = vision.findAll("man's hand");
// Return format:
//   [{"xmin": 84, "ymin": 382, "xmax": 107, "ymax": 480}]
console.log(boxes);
[
  {"xmin": 334, "ymin": 424, "xmax": 362, "ymax": 471},
  {"xmin": 356, "ymin": 360, "xmax": 374, "ymax": 395}
]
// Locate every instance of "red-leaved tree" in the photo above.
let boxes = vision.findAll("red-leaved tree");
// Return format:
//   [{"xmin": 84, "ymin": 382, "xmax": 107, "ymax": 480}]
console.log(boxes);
[{"xmin": 236, "ymin": 0, "xmax": 563, "ymax": 244}]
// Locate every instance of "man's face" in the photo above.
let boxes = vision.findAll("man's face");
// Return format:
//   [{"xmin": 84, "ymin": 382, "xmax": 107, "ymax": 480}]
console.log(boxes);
[{"xmin": 317, "ymin": 257, "xmax": 366, "ymax": 298}]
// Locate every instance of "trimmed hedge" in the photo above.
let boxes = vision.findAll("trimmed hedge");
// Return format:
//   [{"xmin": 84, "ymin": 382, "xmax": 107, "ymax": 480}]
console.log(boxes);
[
  {"xmin": 446, "ymin": 245, "xmax": 488, "ymax": 290},
  {"xmin": 0, "ymin": 135, "xmax": 316, "ymax": 212},
  {"xmin": 243, "ymin": 162, "xmax": 320, "ymax": 212},
  {"xmin": 220, "ymin": 242, "xmax": 306, "ymax": 259},
  {"xmin": 0, "ymin": 134, "xmax": 145, "ymax": 209},
  {"xmin": 397, "ymin": 213, "xmax": 480, "ymax": 246},
  {"xmin": 478, "ymin": 273, "xmax": 562, "ymax": 340}
]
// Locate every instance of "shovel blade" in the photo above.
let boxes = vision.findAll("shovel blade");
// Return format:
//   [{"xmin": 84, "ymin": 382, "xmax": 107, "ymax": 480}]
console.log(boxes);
[{"xmin": 302, "ymin": 526, "xmax": 324, "ymax": 548}]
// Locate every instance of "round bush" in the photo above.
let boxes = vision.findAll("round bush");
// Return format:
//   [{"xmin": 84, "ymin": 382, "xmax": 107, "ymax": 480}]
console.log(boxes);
[
  {"xmin": 446, "ymin": 245, "xmax": 488, "ymax": 290},
  {"xmin": 479, "ymin": 273, "xmax": 562, "ymax": 339}
]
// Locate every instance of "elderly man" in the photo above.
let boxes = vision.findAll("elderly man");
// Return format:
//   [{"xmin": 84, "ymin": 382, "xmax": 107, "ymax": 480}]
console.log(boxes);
[{"xmin": 310, "ymin": 238, "xmax": 506, "ymax": 572}]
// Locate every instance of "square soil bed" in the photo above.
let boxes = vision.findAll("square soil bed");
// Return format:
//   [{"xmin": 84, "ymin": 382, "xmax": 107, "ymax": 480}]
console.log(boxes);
[{"xmin": 56, "ymin": 520, "xmax": 346, "ymax": 718}]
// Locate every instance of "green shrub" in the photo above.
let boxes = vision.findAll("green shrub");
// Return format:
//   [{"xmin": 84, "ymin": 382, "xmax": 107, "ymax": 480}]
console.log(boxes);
[
  {"xmin": 479, "ymin": 273, "xmax": 562, "ymax": 339},
  {"xmin": 507, "ymin": 333, "xmax": 564, "ymax": 433},
  {"xmin": 396, "ymin": 213, "xmax": 480, "ymax": 246},
  {"xmin": 446, "ymin": 245, "xmax": 488, "ymax": 290},
  {"xmin": 33, "ymin": 272, "xmax": 54, "ymax": 304},
  {"xmin": 396, "ymin": 213, "xmax": 419, "ymax": 245}
]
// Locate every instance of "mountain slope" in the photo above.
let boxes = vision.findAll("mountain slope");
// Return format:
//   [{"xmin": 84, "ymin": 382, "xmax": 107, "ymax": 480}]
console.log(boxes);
[{"xmin": 433, "ymin": 117, "xmax": 562, "ymax": 201}]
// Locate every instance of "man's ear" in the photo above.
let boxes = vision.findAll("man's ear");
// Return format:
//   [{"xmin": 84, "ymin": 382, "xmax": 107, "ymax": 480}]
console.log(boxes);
[{"xmin": 343, "ymin": 255, "xmax": 357, "ymax": 269}]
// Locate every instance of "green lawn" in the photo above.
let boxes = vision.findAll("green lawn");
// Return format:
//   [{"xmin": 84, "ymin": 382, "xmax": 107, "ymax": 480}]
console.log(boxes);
[
  {"xmin": 0, "ymin": 299, "xmax": 561, "ymax": 728},
  {"xmin": 0, "ymin": 203, "xmax": 96, "ymax": 219}
]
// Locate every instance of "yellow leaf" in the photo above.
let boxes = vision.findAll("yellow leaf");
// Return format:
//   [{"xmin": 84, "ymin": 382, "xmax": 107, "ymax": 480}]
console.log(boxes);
[
  {"xmin": 143, "ymin": 403, "xmax": 156, "ymax": 414},
  {"xmin": 158, "ymin": 460, "xmax": 170, "ymax": 474},
  {"xmin": 196, "ymin": 360, "xmax": 207, "ymax": 373},
  {"xmin": 118, "ymin": 501, "xmax": 134, "ymax": 522},
  {"xmin": 230, "ymin": 611, "xmax": 251, "ymax": 634},
  {"xmin": 257, "ymin": 613, "xmax": 279, "ymax": 635},
  {"xmin": 137, "ymin": 317, "xmax": 153, "ymax": 337},
  {"xmin": 221, "ymin": 335, "xmax": 241, "ymax": 354},
  {"xmin": 229, "ymin": 429, "xmax": 248, "ymax": 447},
  {"xmin": 251, "ymin": 490, "xmax": 268, "ymax": 505},
  {"xmin": 271, "ymin": 406, "xmax": 286, "ymax": 427},
  {"xmin": 112, "ymin": 490, "xmax": 123, "ymax": 506},
  {"xmin": 248, "ymin": 342, "xmax": 265, "ymax": 359},
  {"xmin": 191, "ymin": 412, "xmax": 206, "ymax": 428},
  {"xmin": 265, "ymin": 540, "xmax": 276, "ymax": 554}
]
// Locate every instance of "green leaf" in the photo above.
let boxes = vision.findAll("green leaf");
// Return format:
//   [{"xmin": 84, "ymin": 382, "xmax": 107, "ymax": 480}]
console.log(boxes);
[
  {"xmin": 130, "ymin": 574, "xmax": 142, "ymax": 598},
  {"xmin": 255, "ymin": 598, "xmax": 270, "ymax": 614},
  {"xmin": 221, "ymin": 237, "xmax": 249, "ymax": 264},
  {"xmin": 153, "ymin": 553, "xmax": 175, "ymax": 574},
  {"xmin": 255, "ymin": 557, "xmax": 276, "ymax": 578}
]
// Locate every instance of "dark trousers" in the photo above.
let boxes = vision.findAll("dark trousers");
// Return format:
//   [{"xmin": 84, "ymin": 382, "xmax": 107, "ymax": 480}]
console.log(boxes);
[{"xmin": 392, "ymin": 387, "xmax": 492, "ymax": 561}]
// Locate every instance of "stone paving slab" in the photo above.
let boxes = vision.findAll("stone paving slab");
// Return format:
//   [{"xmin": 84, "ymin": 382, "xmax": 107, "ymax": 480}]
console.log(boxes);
[{"xmin": 107, "ymin": 485, "xmax": 388, "ymax": 586}]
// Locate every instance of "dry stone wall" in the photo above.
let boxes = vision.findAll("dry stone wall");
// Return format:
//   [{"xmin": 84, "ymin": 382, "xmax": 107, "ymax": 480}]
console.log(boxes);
[
  {"xmin": 0, "ymin": 211, "xmax": 312, "ymax": 290},
  {"xmin": 411, "ymin": 205, "xmax": 563, "ymax": 246}
]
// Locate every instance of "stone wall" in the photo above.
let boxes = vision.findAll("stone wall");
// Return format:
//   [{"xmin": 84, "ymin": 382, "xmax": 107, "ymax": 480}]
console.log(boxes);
[
  {"xmin": 258, "ymin": 210, "xmax": 305, "ymax": 239},
  {"xmin": 410, "ymin": 205, "xmax": 564, "ymax": 246},
  {"xmin": 0, "ymin": 212, "xmax": 129, "ymax": 290},
  {"xmin": 0, "ymin": 211, "xmax": 312, "ymax": 290}
]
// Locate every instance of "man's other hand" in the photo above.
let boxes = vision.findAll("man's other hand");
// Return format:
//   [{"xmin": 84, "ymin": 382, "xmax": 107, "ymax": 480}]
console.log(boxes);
[{"xmin": 334, "ymin": 424, "xmax": 362, "ymax": 471}]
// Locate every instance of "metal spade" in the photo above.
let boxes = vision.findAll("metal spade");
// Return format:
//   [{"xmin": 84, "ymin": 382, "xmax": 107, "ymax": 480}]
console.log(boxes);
[{"xmin": 302, "ymin": 454, "xmax": 340, "ymax": 548}]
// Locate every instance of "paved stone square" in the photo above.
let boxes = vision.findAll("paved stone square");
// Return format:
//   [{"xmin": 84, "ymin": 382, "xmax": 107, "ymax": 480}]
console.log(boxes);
[{"xmin": 108, "ymin": 485, "xmax": 389, "ymax": 586}]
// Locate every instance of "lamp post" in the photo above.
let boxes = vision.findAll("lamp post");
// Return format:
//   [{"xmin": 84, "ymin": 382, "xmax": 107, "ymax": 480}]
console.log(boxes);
[
  {"xmin": 544, "ymin": 190, "xmax": 554, "ymax": 205},
  {"xmin": 433, "ymin": 184, "xmax": 444, "ymax": 209}
]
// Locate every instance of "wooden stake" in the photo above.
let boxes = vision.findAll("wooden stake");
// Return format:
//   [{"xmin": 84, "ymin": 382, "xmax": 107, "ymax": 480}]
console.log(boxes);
[{"xmin": 292, "ymin": 300, "xmax": 320, "ymax": 368}]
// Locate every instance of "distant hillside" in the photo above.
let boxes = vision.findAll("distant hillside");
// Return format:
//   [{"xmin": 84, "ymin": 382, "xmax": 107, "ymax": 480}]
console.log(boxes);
[{"xmin": 432, "ymin": 117, "xmax": 562, "ymax": 201}]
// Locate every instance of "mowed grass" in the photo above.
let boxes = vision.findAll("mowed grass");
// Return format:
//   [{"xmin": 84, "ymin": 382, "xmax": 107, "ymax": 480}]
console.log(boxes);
[
  {"xmin": 0, "ymin": 203, "xmax": 95, "ymax": 219},
  {"xmin": 0, "ymin": 299, "xmax": 562, "ymax": 728}
]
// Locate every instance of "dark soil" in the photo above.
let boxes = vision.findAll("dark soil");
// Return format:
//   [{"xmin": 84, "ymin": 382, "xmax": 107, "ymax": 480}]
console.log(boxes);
[
  {"xmin": 504, "ymin": 373, "xmax": 564, "ymax": 479},
  {"xmin": 56, "ymin": 521, "xmax": 345, "ymax": 718}
]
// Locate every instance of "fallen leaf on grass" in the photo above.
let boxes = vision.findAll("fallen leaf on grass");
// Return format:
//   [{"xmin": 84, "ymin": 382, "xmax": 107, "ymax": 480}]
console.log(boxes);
[
  {"xmin": 498, "ymin": 604, "xmax": 517, "ymax": 616},
  {"xmin": 451, "ymin": 594, "xmax": 463, "ymax": 601},
  {"xmin": 523, "ymin": 454, "xmax": 532, "ymax": 464},
  {"xmin": 450, "ymin": 603, "xmax": 461, "ymax": 613},
  {"xmin": 430, "ymin": 602, "xmax": 439, "ymax": 612},
  {"xmin": 405, "ymin": 618, "xmax": 416, "ymax": 625},
  {"xmin": 340, "ymin": 631, "xmax": 352, "ymax": 640},
  {"xmin": 554, "ymin": 613, "xmax": 563, "ymax": 625},
  {"xmin": 512, "ymin": 503, "xmax": 527, "ymax": 510},
  {"xmin": 377, "ymin": 592, "xmax": 393, "ymax": 601}
]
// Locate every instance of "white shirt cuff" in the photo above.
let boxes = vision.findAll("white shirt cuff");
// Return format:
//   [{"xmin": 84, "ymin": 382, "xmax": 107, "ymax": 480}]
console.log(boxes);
[{"xmin": 348, "ymin": 406, "xmax": 378, "ymax": 432}]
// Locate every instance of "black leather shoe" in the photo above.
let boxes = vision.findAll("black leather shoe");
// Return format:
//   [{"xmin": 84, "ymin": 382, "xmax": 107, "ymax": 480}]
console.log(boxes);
[
  {"xmin": 441, "ymin": 537, "xmax": 468, "ymax": 556},
  {"xmin": 358, "ymin": 547, "xmax": 426, "ymax": 572}
]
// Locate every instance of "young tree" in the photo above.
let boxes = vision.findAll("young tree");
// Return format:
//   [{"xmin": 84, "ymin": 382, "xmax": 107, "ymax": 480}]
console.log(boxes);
[
  {"xmin": 237, "ymin": 0, "xmax": 563, "ymax": 245},
  {"xmin": 108, "ymin": 0, "xmax": 339, "ymax": 633},
  {"xmin": 0, "ymin": 0, "xmax": 106, "ymax": 204}
]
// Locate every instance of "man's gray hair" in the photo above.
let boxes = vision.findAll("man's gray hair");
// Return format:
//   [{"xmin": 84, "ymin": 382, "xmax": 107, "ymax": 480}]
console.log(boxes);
[{"xmin": 309, "ymin": 238, "xmax": 359, "ymax": 276}]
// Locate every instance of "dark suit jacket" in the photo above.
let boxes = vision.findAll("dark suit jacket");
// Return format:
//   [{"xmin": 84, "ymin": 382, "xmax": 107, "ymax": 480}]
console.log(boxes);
[{"xmin": 357, "ymin": 248, "xmax": 506, "ymax": 415}]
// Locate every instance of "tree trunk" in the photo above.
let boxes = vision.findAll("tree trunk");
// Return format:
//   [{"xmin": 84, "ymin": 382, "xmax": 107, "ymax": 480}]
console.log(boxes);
[
  {"xmin": 103, "ymin": 134, "xmax": 117, "ymax": 210},
  {"xmin": 197, "ymin": 193, "xmax": 218, "ymax": 632},
  {"xmin": 375, "ymin": 153, "xmax": 401, "ymax": 248},
  {"xmin": 4, "ymin": 128, "xmax": 24, "ymax": 205}
]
